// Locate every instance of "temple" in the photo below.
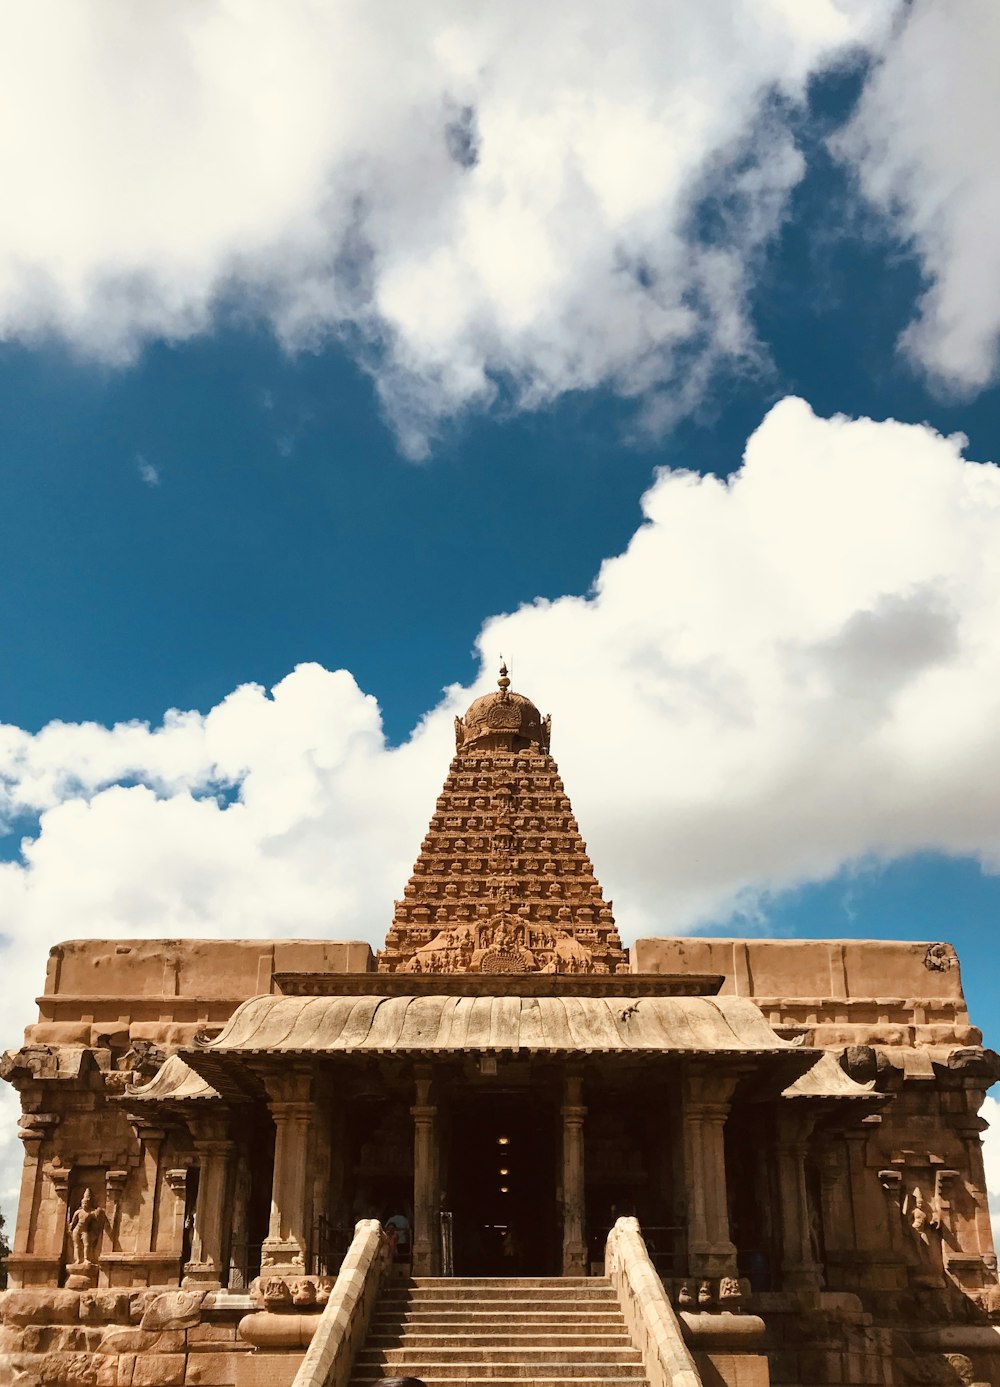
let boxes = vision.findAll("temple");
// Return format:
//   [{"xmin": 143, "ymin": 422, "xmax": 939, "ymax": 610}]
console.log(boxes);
[{"xmin": 3, "ymin": 669, "xmax": 1000, "ymax": 1387}]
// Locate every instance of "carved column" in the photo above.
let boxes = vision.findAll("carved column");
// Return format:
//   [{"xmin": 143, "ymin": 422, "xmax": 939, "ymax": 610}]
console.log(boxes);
[
  {"xmin": 130, "ymin": 1121, "xmax": 167, "ymax": 1255},
  {"xmin": 261, "ymin": 1068, "xmax": 314, "ymax": 1275},
  {"xmin": 561, "ymin": 1069, "xmax": 587, "ymax": 1275},
  {"xmin": 411, "ymin": 1064, "xmax": 439, "ymax": 1275},
  {"xmin": 815, "ymin": 1139, "xmax": 856, "ymax": 1289},
  {"xmin": 951, "ymin": 1111, "xmax": 994, "ymax": 1278},
  {"xmin": 682, "ymin": 1066, "xmax": 738, "ymax": 1279},
  {"xmin": 183, "ymin": 1116, "xmax": 234, "ymax": 1287},
  {"xmin": 4, "ymin": 1114, "xmax": 59, "ymax": 1287},
  {"xmin": 774, "ymin": 1111, "xmax": 823, "ymax": 1294},
  {"xmin": 45, "ymin": 1159, "xmax": 72, "ymax": 1269},
  {"xmin": 104, "ymin": 1169, "xmax": 128, "ymax": 1252}
]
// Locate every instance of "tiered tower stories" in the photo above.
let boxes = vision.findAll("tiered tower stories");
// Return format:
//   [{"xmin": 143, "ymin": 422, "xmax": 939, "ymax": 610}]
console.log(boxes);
[{"xmin": 378, "ymin": 665, "xmax": 627, "ymax": 975}]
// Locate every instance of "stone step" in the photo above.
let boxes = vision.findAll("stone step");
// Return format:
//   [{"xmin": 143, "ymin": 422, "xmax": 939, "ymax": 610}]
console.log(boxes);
[
  {"xmin": 358, "ymin": 1348, "xmax": 642, "ymax": 1366},
  {"xmin": 352, "ymin": 1369, "xmax": 646, "ymax": 1383},
  {"xmin": 367, "ymin": 1333, "xmax": 635, "ymax": 1348},
  {"xmin": 356, "ymin": 1276, "xmax": 648, "ymax": 1387},
  {"xmin": 374, "ymin": 1309, "xmax": 624, "ymax": 1320},
  {"xmin": 406, "ymin": 1278, "xmax": 599, "ymax": 1288},
  {"xmin": 381, "ymin": 1288, "xmax": 619, "ymax": 1303},
  {"xmin": 375, "ymin": 1319, "xmax": 625, "ymax": 1331},
  {"xmin": 351, "ymin": 1377, "xmax": 647, "ymax": 1387}
]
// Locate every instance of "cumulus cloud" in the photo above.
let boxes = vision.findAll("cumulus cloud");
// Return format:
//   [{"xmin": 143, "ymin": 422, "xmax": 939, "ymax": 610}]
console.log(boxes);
[
  {"xmin": 836, "ymin": 0, "xmax": 1000, "ymax": 393},
  {"xmin": 4, "ymin": 395, "xmax": 1000, "ymax": 1198},
  {"xmin": 0, "ymin": 1, "xmax": 897, "ymax": 453}
]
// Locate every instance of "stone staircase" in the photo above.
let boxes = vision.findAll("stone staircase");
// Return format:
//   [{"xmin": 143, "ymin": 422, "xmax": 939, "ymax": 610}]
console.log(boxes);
[{"xmin": 350, "ymin": 1276, "xmax": 649, "ymax": 1387}]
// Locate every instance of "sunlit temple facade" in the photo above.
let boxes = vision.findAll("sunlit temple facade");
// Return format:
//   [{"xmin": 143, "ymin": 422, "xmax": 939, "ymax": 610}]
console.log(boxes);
[{"xmin": 2, "ymin": 670, "xmax": 999, "ymax": 1387}]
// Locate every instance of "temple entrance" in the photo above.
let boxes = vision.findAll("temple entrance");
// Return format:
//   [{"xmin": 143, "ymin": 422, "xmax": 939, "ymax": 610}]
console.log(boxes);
[{"xmin": 447, "ymin": 1091, "xmax": 559, "ymax": 1275}]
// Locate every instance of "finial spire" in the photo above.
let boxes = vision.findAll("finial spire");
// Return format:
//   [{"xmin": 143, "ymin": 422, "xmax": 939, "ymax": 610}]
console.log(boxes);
[{"xmin": 497, "ymin": 659, "xmax": 510, "ymax": 695}]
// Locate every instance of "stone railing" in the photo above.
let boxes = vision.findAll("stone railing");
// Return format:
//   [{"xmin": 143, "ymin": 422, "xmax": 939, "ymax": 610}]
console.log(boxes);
[
  {"xmin": 290, "ymin": 1218, "xmax": 389, "ymax": 1387},
  {"xmin": 606, "ymin": 1216, "xmax": 703, "ymax": 1387}
]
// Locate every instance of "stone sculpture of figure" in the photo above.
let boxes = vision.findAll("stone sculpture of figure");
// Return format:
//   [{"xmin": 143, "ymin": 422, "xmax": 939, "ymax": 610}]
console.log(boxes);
[
  {"xmin": 69, "ymin": 1189, "xmax": 102, "ymax": 1265},
  {"xmin": 910, "ymin": 1188, "xmax": 930, "ymax": 1240}
]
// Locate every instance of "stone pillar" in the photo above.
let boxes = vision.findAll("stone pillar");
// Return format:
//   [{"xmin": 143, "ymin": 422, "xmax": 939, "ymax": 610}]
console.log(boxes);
[
  {"xmin": 411, "ymin": 1064, "xmax": 439, "ymax": 1275},
  {"xmin": 45, "ymin": 1159, "xmax": 73, "ymax": 1269},
  {"xmin": 775, "ymin": 1112, "xmax": 823, "ymax": 1294},
  {"xmin": 815, "ymin": 1140, "xmax": 856, "ymax": 1289},
  {"xmin": 682, "ymin": 1067, "xmax": 738, "ymax": 1279},
  {"xmin": 953, "ymin": 1112, "xmax": 994, "ymax": 1270},
  {"xmin": 4, "ymin": 1114, "xmax": 60, "ymax": 1286},
  {"xmin": 261, "ymin": 1068, "xmax": 314, "ymax": 1275},
  {"xmin": 104, "ymin": 1169, "xmax": 129, "ymax": 1252},
  {"xmin": 130, "ymin": 1121, "xmax": 167, "ymax": 1255},
  {"xmin": 183, "ymin": 1116, "xmax": 234, "ymax": 1287},
  {"xmin": 163, "ymin": 1168, "xmax": 189, "ymax": 1265},
  {"xmin": 561, "ymin": 1069, "xmax": 587, "ymax": 1276}
]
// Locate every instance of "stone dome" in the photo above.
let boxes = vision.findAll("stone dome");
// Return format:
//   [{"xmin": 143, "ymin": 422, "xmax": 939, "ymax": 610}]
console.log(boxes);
[{"xmin": 457, "ymin": 665, "xmax": 550, "ymax": 751}]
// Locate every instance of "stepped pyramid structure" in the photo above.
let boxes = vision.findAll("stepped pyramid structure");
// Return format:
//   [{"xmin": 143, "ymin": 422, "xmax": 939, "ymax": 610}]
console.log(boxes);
[
  {"xmin": 3, "ymin": 666, "xmax": 1000, "ymax": 1387},
  {"xmin": 378, "ymin": 664, "xmax": 627, "ymax": 977}
]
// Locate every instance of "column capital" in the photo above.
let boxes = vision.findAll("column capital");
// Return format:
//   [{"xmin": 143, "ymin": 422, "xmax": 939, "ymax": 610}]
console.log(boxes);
[
  {"xmin": 776, "ymin": 1109, "xmax": 819, "ymax": 1145},
  {"xmin": 413, "ymin": 1063, "xmax": 435, "ymax": 1107},
  {"xmin": 259, "ymin": 1063, "xmax": 313, "ymax": 1107},
  {"xmin": 17, "ymin": 1112, "xmax": 59, "ymax": 1148},
  {"xmin": 187, "ymin": 1111, "xmax": 232, "ymax": 1145},
  {"xmin": 682, "ymin": 1064, "xmax": 739, "ymax": 1110},
  {"xmin": 268, "ymin": 1101, "xmax": 313, "ymax": 1125},
  {"xmin": 44, "ymin": 1160, "xmax": 71, "ymax": 1196},
  {"xmin": 126, "ymin": 1118, "xmax": 167, "ymax": 1146},
  {"xmin": 105, "ymin": 1168, "xmax": 129, "ymax": 1197},
  {"xmin": 164, "ymin": 1168, "xmax": 189, "ymax": 1198}
]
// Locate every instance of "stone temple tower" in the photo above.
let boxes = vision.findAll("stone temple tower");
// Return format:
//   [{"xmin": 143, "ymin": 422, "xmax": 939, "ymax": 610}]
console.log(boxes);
[{"xmin": 377, "ymin": 664, "xmax": 628, "ymax": 976}]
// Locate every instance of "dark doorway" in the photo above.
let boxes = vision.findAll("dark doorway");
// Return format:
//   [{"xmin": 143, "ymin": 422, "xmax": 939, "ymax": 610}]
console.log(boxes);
[{"xmin": 447, "ymin": 1091, "xmax": 559, "ymax": 1275}]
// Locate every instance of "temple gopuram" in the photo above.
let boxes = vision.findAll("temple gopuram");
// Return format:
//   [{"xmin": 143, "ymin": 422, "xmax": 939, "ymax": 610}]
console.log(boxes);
[{"xmin": 3, "ymin": 668, "xmax": 1000, "ymax": 1387}]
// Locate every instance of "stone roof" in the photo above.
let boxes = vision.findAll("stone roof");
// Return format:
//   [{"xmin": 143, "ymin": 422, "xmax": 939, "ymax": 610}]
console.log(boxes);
[
  {"xmin": 378, "ymin": 666, "xmax": 627, "ymax": 976},
  {"xmin": 192, "ymin": 992, "xmax": 800, "ymax": 1056}
]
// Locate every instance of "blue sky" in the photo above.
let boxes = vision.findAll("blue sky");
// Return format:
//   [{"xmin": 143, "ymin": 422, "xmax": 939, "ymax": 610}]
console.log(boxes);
[{"xmin": 3, "ymin": 0, "xmax": 1000, "ymax": 1204}]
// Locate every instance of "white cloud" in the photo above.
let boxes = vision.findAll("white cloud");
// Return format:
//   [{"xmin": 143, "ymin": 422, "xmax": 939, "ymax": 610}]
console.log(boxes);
[
  {"xmin": 4, "ymin": 396, "xmax": 1000, "ymax": 1203},
  {"xmin": 836, "ymin": 0, "xmax": 1000, "ymax": 393},
  {"xmin": 136, "ymin": 453, "xmax": 160, "ymax": 486},
  {"xmin": 0, "ymin": 1, "xmax": 897, "ymax": 454}
]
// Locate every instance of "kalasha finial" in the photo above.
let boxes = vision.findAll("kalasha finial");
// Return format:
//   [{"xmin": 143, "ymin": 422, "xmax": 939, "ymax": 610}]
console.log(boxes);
[{"xmin": 497, "ymin": 660, "xmax": 511, "ymax": 693}]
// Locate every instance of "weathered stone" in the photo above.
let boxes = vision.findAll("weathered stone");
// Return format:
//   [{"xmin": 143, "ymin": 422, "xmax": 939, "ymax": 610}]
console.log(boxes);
[
  {"xmin": 1, "ymin": 1291, "xmax": 82, "ymax": 1326},
  {"xmin": 130, "ymin": 1353, "xmax": 186, "ymax": 1386},
  {"xmin": 185, "ymin": 1323, "xmax": 236, "ymax": 1345},
  {"xmin": 79, "ymin": 1293, "xmax": 131, "ymax": 1326},
  {"xmin": 8, "ymin": 1350, "xmax": 100, "ymax": 1386},
  {"xmin": 183, "ymin": 1351, "xmax": 239, "ymax": 1384},
  {"xmin": 98, "ymin": 1328, "xmax": 162, "ymax": 1354},
  {"xmin": 138, "ymin": 1291, "xmax": 204, "ymax": 1332}
]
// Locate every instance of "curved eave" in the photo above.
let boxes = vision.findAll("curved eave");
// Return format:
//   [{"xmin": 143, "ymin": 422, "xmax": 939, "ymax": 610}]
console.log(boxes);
[
  {"xmin": 781, "ymin": 1051, "xmax": 880, "ymax": 1101},
  {"xmin": 188, "ymin": 992, "xmax": 802, "ymax": 1058},
  {"xmin": 112, "ymin": 1053, "xmax": 222, "ymax": 1107}
]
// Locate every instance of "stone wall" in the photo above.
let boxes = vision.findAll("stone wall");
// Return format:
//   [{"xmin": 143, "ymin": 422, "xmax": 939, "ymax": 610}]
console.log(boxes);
[
  {"xmin": 0, "ymin": 1285, "xmax": 251, "ymax": 1387},
  {"xmin": 632, "ymin": 938, "xmax": 976, "ymax": 1048},
  {"xmin": 30, "ymin": 938, "xmax": 375, "ymax": 1050}
]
